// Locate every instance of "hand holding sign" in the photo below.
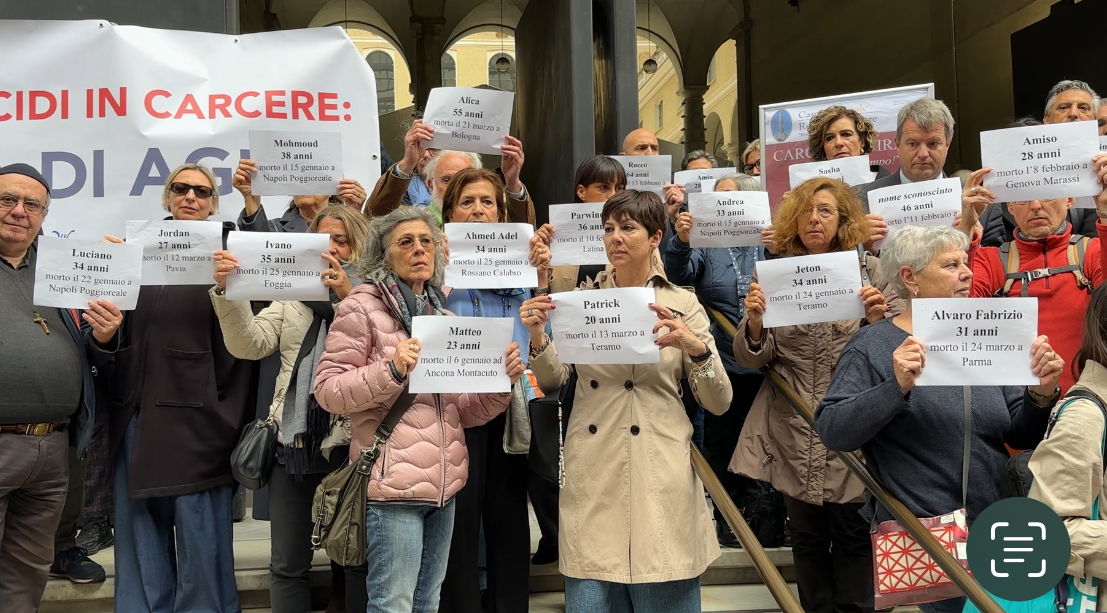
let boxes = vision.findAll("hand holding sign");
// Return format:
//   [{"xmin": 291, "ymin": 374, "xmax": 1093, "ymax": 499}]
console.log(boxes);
[
  {"xmin": 398, "ymin": 120, "xmax": 436, "ymax": 177},
  {"xmin": 651, "ymin": 303, "xmax": 707, "ymax": 356},
  {"xmin": 892, "ymin": 336, "xmax": 927, "ymax": 393},
  {"xmin": 83, "ymin": 299, "xmax": 124, "ymax": 345}
]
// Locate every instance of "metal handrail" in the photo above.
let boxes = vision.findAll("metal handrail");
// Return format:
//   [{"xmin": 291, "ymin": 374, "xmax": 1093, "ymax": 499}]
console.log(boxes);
[
  {"xmin": 691, "ymin": 447, "xmax": 805, "ymax": 613},
  {"xmin": 760, "ymin": 368, "xmax": 1004, "ymax": 613}
]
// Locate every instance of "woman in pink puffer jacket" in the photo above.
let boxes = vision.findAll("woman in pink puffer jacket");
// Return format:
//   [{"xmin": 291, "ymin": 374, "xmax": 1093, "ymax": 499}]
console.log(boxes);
[{"xmin": 313, "ymin": 207, "xmax": 524, "ymax": 613}]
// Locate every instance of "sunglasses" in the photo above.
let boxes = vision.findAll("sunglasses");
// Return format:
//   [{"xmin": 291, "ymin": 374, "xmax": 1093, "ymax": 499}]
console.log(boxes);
[{"xmin": 169, "ymin": 182, "xmax": 214, "ymax": 199}]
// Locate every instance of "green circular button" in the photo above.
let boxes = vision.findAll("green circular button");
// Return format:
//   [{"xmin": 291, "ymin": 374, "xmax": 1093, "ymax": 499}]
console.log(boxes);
[{"xmin": 967, "ymin": 498, "xmax": 1071, "ymax": 601}]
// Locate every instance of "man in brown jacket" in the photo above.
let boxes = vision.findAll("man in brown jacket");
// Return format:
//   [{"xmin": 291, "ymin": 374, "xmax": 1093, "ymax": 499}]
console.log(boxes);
[{"xmin": 368, "ymin": 119, "xmax": 535, "ymax": 225}]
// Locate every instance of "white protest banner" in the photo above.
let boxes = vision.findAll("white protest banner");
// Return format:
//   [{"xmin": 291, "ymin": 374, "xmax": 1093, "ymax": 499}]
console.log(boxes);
[
  {"xmin": 248, "ymin": 130, "xmax": 343, "ymax": 196},
  {"xmin": 408, "ymin": 316, "xmax": 515, "ymax": 394},
  {"xmin": 224, "ymin": 232, "xmax": 329, "ymax": 301},
  {"xmin": 761, "ymin": 84, "xmax": 934, "ymax": 206},
  {"xmin": 548, "ymin": 202, "xmax": 608, "ymax": 266},
  {"xmin": 125, "ymin": 220, "xmax": 223, "ymax": 285},
  {"xmin": 0, "ymin": 21, "xmax": 380, "ymax": 241},
  {"xmin": 688, "ymin": 191, "xmax": 771, "ymax": 248},
  {"xmin": 673, "ymin": 167, "xmax": 738, "ymax": 193},
  {"xmin": 867, "ymin": 178, "xmax": 962, "ymax": 249},
  {"xmin": 610, "ymin": 156, "xmax": 672, "ymax": 197},
  {"xmin": 33, "ymin": 236, "xmax": 143, "ymax": 309},
  {"xmin": 756, "ymin": 251, "xmax": 865, "ymax": 328},
  {"xmin": 444, "ymin": 223, "xmax": 537, "ymax": 289},
  {"xmin": 980, "ymin": 121, "xmax": 1101, "ymax": 202},
  {"xmin": 1076, "ymin": 136, "xmax": 1107, "ymax": 209},
  {"xmin": 787, "ymin": 155, "xmax": 873, "ymax": 190},
  {"xmin": 549, "ymin": 287, "xmax": 659, "ymax": 364},
  {"xmin": 421, "ymin": 87, "xmax": 514, "ymax": 155},
  {"xmin": 912, "ymin": 298, "xmax": 1038, "ymax": 386}
]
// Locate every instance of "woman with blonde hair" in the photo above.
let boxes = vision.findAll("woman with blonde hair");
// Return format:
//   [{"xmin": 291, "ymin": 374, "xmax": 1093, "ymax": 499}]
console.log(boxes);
[
  {"xmin": 210, "ymin": 204, "xmax": 371, "ymax": 613},
  {"xmin": 732, "ymin": 177, "xmax": 901, "ymax": 613}
]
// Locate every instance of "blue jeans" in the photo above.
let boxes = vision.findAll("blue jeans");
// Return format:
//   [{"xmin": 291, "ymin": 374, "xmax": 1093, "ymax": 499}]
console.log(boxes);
[
  {"xmin": 564, "ymin": 577, "xmax": 701, "ymax": 613},
  {"xmin": 113, "ymin": 418, "xmax": 238, "ymax": 613},
  {"xmin": 365, "ymin": 499, "xmax": 456, "ymax": 613}
]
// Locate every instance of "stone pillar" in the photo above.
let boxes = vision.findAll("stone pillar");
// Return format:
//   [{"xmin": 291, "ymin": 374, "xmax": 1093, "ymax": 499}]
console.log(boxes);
[
  {"xmin": 410, "ymin": 16, "xmax": 445, "ymax": 111},
  {"xmin": 680, "ymin": 84, "xmax": 709, "ymax": 153},
  {"xmin": 732, "ymin": 15, "xmax": 755, "ymax": 146}
]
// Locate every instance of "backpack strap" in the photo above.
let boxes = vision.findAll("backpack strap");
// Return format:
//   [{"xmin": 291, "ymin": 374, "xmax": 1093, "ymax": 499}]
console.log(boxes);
[
  {"xmin": 1068, "ymin": 235, "xmax": 1094, "ymax": 293},
  {"xmin": 996, "ymin": 242, "xmax": 1020, "ymax": 297},
  {"xmin": 857, "ymin": 245, "xmax": 871, "ymax": 286}
]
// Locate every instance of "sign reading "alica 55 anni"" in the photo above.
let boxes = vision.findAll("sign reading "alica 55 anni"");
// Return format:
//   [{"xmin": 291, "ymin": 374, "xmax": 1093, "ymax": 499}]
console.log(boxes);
[
  {"xmin": 445, "ymin": 223, "xmax": 537, "ymax": 289},
  {"xmin": 421, "ymin": 87, "xmax": 515, "ymax": 155},
  {"xmin": 33, "ymin": 236, "xmax": 144, "ymax": 309}
]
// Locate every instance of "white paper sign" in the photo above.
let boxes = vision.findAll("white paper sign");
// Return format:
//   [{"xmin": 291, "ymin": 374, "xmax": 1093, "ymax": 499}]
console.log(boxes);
[
  {"xmin": 444, "ymin": 223, "xmax": 537, "ymax": 289},
  {"xmin": 1075, "ymin": 136, "xmax": 1107, "ymax": 209},
  {"xmin": 125, "ymin": 220, "xmax": 223, "ymax": 286},
  {"xmin": 33, "ymin": 236, "xmax": 143, "ymax": 310},
  {"xmin": 674, "ymin": 167, "xmax": 738, "ymax": 193},
  {"xmin": 248, "ymin": 130, "xmax": 343, "ymax": 196},
  {"xmin": 912, "ymin": 297, "xmax": 1038, "ymax": 386},
  {"xmin": 688, "ymin": 191, "xmax": 772, "ymax": 248},
  {"xmin": 980, "ymin": 121, "xmax": 1101, "ymax": 202},
  {"xmin": 756, "ymin": 251, "xmax": 865, "ymax": 328},
  {"xmin": 787, "ymin": 155, "xmax": 873, "ymax": 189},
  {"xmin": 548, "ymin": 202, "xmax": 608, "ymax": 266},
  {"xmin": 224, "ymin": 232, "xmax": 330, "ymax": 301},
  {"xmin": 421, "ymin": 87, "xmax": 514, "ymax": 155},
  {"xmin": 868, "ymin": 178, "xmax": 962, "ymax": 249},
  {"xmin": 610, "ymin": 156, "xmax": 672, "ymax": 197},
  {"xmin": 549, "ymin": 287, "xmax": 659, "ymax": 364},
  {"xmin": 408, "ymin": 316, "xmax": 515, "ymax": 394}
]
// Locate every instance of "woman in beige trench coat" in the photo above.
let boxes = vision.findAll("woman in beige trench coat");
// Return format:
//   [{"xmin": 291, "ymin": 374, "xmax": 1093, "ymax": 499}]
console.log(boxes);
[
  {"xmin": 522, "ymin": 190, "xmax": 732, "ymax": 613},
  {"xmin": 731, "ymin": 178, "xmax": 902, "ymax": 613}
]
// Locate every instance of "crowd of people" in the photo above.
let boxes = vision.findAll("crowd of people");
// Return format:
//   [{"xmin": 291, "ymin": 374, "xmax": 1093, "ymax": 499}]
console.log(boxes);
[{"xmin": 1, "ymin": 77, "xmax": 1106, "ymax": 613}]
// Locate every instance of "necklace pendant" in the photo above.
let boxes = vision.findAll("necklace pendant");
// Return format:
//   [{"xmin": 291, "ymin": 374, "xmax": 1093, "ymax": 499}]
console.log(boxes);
[{"xmin": 33, "ymin": 312, "xmax": 50, "ymax": 335}]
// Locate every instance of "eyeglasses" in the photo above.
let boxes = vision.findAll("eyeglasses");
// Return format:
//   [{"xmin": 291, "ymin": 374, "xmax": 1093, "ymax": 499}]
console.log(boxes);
[
  {"xmin": 0, "ymin": 193, "xmax": 47, "ymax": 217},
  {"xmin": 169, "ymin": 182, "xmax": 214, "ymax": 199},
  {"xmin": 801, "ymin": 205, "xmax": 837, "ymax": 219},
  {"xmin": 743, "ymin": 160, "xmax": 761, "ymax": 173},
  {"xmin": 391, "ymin": 236, "xmax": 437, "ymax": 252}
]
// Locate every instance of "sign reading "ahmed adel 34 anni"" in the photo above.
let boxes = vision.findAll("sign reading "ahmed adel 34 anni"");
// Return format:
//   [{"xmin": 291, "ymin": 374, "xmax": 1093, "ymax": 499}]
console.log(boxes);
[
  {"xmin": 248, "ymin": 130, "xmax": 344, "ymax": 196},
  {"xmin": 444, "ymin": 223, "xmax": 537, "ymax": 289}
]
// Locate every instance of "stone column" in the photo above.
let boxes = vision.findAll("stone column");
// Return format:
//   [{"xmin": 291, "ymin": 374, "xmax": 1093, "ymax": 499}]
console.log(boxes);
[
  {"xmin": 680, "ymin": 84, "xmax": 709, "ymax": 153},
  {"xmin": 410, "ymin": 16, "xmax": 445, "ymax": 111}
]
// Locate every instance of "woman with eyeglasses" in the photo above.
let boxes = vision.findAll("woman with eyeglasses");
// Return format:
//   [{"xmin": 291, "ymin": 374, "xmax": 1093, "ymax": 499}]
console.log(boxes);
[
  {"xmin": 313, "ymin": 206, "xmax": 523, "ymax": 613},
  {"xmin": 104, "ymin": 164, "xmax": 256, "ymax": 613},
  {"xmin": 742, "ymin": 139, "xmax": 761, "ymax": 177},
  {"xmin": 233, "ymin": 158, "xmax": 369, "ymax": 232},
  {"xmin": 437, "ymin": 168, "xmax": 547, "ymax": 613}
]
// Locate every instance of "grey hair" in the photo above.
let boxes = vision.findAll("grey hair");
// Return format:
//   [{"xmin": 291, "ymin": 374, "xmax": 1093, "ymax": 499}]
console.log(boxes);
[
  {"xmin": 741, "ymin": 139, "xmax": 761, "ymax": 163},
  {"xmin": 681, "ymin": 150, "xmax": 718, "ymax": 170},
  {"xmin": 896, "ymin": 98, "xmax": 955, "ymax": 142},
  {"xmin": 879, "ymin": 225, "xmax": 969, "ymax": 299},
  {"xmin": 1043, "ymin": 80, "xmax": 1100, "ymax": 117},
  {"xmin": 357, "ymin": 207, "xmax": 446, "ymax": 288},
  {"xmin": 714, "ymin": 172, "xmax": 762, "ymax": 192},
  {"xmin": 423, "ymin": 150, "xmax": 483, "ymax": 185}
]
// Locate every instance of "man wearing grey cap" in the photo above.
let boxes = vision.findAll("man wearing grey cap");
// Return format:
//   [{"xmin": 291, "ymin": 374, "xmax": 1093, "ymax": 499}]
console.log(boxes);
[{"xmin": 0, "ymin": 163, "xmax": 122, "ymax": 611}]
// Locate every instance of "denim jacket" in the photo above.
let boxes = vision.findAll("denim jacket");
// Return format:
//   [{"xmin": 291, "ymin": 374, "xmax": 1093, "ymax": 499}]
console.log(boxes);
[{"xmin": 663, "ymin": 235, "xmax": 762, "ymax": 376}]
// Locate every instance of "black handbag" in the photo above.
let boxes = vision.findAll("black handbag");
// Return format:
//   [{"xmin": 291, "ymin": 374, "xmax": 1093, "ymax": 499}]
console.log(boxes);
[
  {"xmin": 527, "ymin": 369, "xmax": 577, "ymax": 484},
  {"xmin": 230, "ymin": 387, "xmax": 284, "ymax": 490},
  {"xmin": 231, "ymin": 417, "xmax": 279, "ymax": 490}
]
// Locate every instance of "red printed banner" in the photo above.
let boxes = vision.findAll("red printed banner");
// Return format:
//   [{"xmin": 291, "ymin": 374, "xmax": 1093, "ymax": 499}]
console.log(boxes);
[
  {"xmin": 0, "ymin": 20, "xmax": 380, "ymax": 239},
  {"xmin": 759, "ymin": 85, "xmax": 933, "ymax": 209}
]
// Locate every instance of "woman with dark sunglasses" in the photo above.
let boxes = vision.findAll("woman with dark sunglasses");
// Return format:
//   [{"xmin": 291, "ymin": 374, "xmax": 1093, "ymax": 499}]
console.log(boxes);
[{"xmin": 103, "ymin": 163, "xmax": 256, "ymax": 613}]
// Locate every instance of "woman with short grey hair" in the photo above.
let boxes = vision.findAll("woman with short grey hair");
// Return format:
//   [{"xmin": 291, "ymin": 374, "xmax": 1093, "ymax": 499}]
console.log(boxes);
[
  {"xmin": 314, "ymin": 206, "xmax": 524, "ymax": 613},
  {"xmin": 816, "ymin": 224, "xmax": 1065, "ymax": 613},
  {"xmin": 681, "ymin": 149, "xmax": 718, "ymax": 171}
]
